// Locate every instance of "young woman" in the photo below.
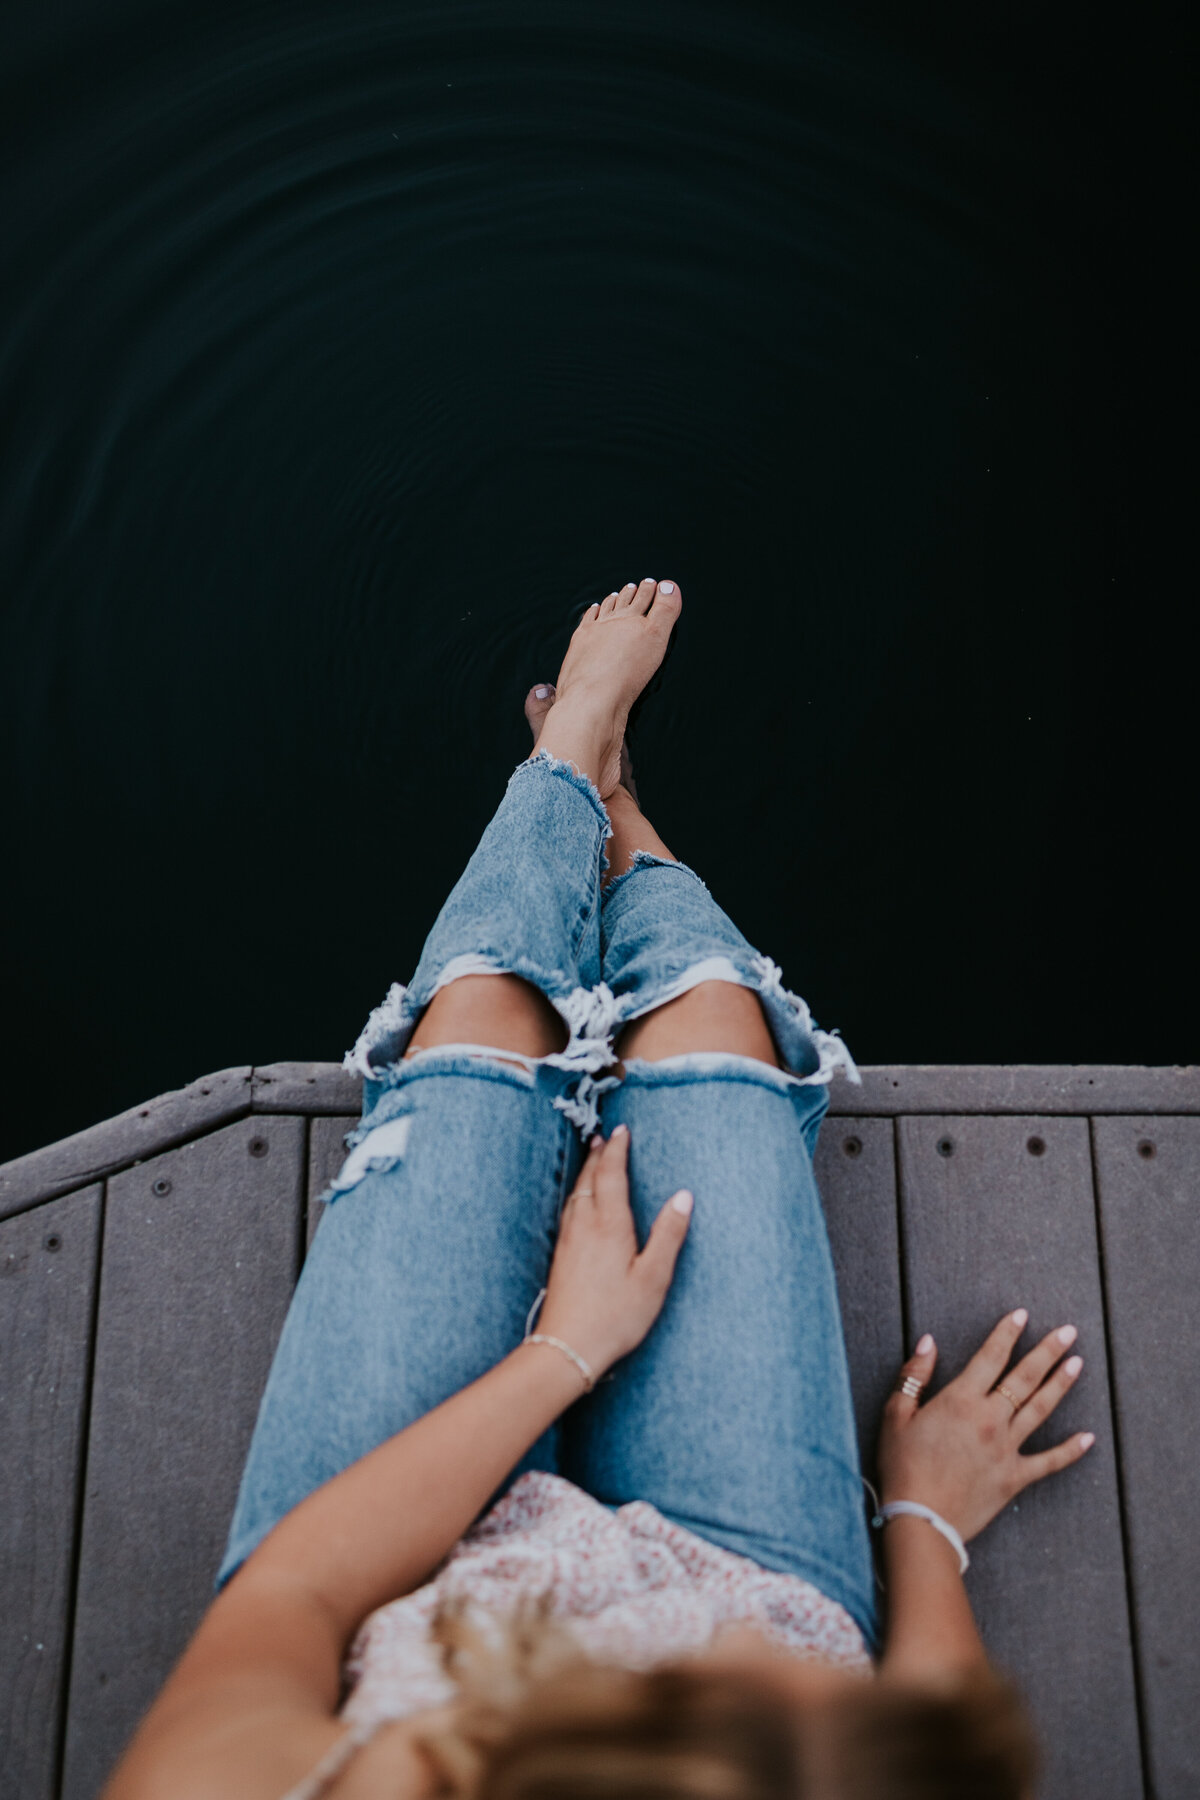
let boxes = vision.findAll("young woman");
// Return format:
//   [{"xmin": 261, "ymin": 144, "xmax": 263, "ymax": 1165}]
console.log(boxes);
[{"xmin": 105, "ymin": 579, "xmax": 1093, "ymax": 1800}]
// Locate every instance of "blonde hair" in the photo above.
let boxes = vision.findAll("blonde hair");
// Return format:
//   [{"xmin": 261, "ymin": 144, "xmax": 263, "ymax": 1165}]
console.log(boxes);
[{"xmin": 407, "ymin": 1595, "xmax": 1037, "ymax": 1800}]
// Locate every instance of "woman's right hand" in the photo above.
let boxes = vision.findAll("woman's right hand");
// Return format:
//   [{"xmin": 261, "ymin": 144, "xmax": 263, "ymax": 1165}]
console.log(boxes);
[
  {"xmin": 876, "ymin": 1309, "xmax": 1096, "ymax": 1543},
  {"xmin": 535, "ymin": 1126, "xmax": 693, "ymax": 1379}
]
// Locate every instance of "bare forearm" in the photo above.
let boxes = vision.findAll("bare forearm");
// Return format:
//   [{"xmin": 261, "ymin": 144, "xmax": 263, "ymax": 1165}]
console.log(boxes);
[
  {"xmin": 238, "ymin": 1340, "xmax": 582, "ymax": 1639},
  {"xmin": 878, "ymin": 1517, "xmax": 989, "ymax": 1681}
]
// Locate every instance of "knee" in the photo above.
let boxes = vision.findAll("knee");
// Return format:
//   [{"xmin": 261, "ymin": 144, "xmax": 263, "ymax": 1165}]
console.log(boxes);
[
  {"xmin": 406, "ymin": 973, "xmax": 568, "ymax": 1060},
  {"xmin": 615, "ymin": 980, "xmax": 779, "ymax": 1068}
]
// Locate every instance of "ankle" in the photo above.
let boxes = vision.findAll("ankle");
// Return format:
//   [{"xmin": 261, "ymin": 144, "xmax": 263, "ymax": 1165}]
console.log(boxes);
[{"xmin": 530, "ymin": 725, "xmax": 607, "ymax": 790}]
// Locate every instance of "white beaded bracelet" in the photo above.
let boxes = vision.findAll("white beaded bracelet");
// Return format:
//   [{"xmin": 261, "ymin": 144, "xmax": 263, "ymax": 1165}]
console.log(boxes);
[
  {"xmin": 871, "ymin": 1501, "xmax": 970, "ymax": 1575},
  {"xmin": 524, "ymin": 1333, "xmax": 596, "ymax": 1392},
  {"xmin": 522, "ymin": 1289, "xmax": 597, "ymax": 1393}
]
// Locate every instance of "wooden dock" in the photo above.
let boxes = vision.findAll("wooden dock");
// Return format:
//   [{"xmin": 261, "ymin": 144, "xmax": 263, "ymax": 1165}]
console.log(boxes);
[{"xmin": 2, "ymin": 1063, "xmax": 1197, "ymax": 1800}]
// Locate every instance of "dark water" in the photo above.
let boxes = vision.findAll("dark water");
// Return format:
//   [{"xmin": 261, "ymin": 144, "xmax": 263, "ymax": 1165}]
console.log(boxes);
[{"xmin": 0, "ymin": 1, "xmax": 1188, "ymax": 1164}]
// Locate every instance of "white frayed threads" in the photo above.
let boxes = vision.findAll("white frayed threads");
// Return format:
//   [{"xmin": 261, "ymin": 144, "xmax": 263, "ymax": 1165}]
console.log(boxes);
[
  {"xmin": 430, "ymin": 953, "xmax": 507, "ymax": 993},
  {"xmin": 750, "ymin": 954, "xmax": 793, "ymax": 1007},
  {"xmin": 749, "ymin": 954, "xmax": 861, "ymax": 1086},
  {"xmin": 810, "ymin": 1029, "xmax": 861, "ymax": 1086},
  {"xmin": 544, "ymin": 986, "xmax": 622, "ymax": 1135},
  {"xmin": 616, "ymin": 956, "xmax": 744, "ymax": 1028},
  {"xmin": 329, "ymin": 1115, "xmax": 412, "ymax": 1194},
  {"xmin": 343, "ymin": 982, "xmax": 410, "ymax": 1078},
  {"xmin": 553, "ymin": 1071, "xmax": 620, "ymax": 1137},
  {"xmin": 551, "ymin": 982, "xmax": 621, "ymax": 1059}
]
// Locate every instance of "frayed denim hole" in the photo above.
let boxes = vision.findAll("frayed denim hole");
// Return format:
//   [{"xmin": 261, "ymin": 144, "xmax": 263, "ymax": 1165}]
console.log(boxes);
[
  {"xmin": 606, "ymin": 956, "xmax": 750, "ymax": 1036},
  {"xmin": 321, "ymin": 1112, "xmax": 414, "ymax": 1206},
  {"xmin": 416, "ymin": 952, "xmax": 587, "ymax": 1046},
  {"xmin": 400, "ymin": 1044, "xmax": 539, "ymax": 1087},
  {"xmin": 617, "ymin": 1052, "xmax": 801, "ymax": 1094}
]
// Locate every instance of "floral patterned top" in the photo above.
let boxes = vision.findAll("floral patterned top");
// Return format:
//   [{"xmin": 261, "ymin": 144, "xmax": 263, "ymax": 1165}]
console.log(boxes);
[{"xmin": 281, "ymin": 1471, "xmax": 870, "ymax": 1799}]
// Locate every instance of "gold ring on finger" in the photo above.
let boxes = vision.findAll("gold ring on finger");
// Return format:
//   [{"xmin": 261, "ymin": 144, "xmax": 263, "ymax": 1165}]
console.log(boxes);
[
  {"xmin": 995, "ymin": 1383, "xmax": 1021, "ymax": 1416},
  {"xmin": 575, "ymin": 1189, "xmax": 595, "ymax": 1199}
]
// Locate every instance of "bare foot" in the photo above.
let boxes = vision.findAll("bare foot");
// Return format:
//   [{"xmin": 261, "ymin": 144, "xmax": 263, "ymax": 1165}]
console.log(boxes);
[
  {"xmin": 528, "ymin": 579, "xmax": 681, "ymax": 797},
  {"xmin": 523, "ymin": 683, "xmax": 638, "ymax": 802}
]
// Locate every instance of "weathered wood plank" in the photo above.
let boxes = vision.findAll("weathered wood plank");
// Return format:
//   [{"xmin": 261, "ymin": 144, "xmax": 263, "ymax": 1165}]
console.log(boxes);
[
  {"xmin": 0, "ymin": 1187, "xmax": 102, "ymax": 1800},
  {"xmin": 222, "ymin": 1061, "xmax": 1200, "ymax": 1125},
  {"xmin": 0, "ymin": 1069, "xmax": 253, "ymax": 1218},
  {"xmin": 833, "ymin": 1065, "xmax": 1200, "ymax": 1116},
  {"xmin": 813, "ymin": 1118, "xmax": 905, "ymax": 1473},
  {"xmin": 305, "ymin": 1116, "xmax": 356, "ymax": 1252},
  {"xmin": 1092, "ymin": 1117, "xmax": 1200, "ymax": 1800},
  {"xmin": 4, "ymin": 1069, "xmax": 1197, "ymax": 1219},
  {"xmin": 61, "ymin": 1118, "xmax": 304, "ymax": 1800},
  {"xmin": 253, "ymin": 1062, "xmax": 361, "ymax": 1115},
  {"xmin": 245, "ymin": 1062, "xmax": 1200, "ymax": 1120},
  {"xmin": 896, "ymin": 1116, "xmax": 1142, "ymax": 1800}
]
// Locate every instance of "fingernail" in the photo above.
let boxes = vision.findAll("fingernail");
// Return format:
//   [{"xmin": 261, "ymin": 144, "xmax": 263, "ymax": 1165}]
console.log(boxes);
[
  {"xmin": 1012, "ymin": 1308, "xmax": 1028, "ymax": 1328},
  {"xmin": 534, "ymin": 684, "xmax": 552, "ymax": 699},
  {"xmin": 589, "ymin": 1135, "xmax": 602, "ymax": 1150},
  {"xmin": 659, "ymin": 580, "xmax": 675, "ymax": 593},
  {"xmin": 1065, "ymin": 1355, "xmax": 1083, "ymax": 1377},
  {"xmin": 916, "ymin": 1332, "xmax": 934, "ymax": 1354},
  {"xmin": 1057, "ymin": 1324, "xmax": 1077, "ymax": 1346},
  {"xmin": 1079, "ymin": 1432, "xmax": 1095, "ymax": 1449},
  {"xmin": 611, "ymin": 1123, "xmax": 629, "ymax": 1138},
  {"xmin": 671, "ymin": 1190, "xmax": 694, "ymax": 1216}
]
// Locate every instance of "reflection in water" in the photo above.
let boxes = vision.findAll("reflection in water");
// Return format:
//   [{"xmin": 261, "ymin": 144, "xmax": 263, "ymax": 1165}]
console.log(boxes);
[{"xmin": 0, "ymin": 1, "xmax": 1151, "ymax": 1159}]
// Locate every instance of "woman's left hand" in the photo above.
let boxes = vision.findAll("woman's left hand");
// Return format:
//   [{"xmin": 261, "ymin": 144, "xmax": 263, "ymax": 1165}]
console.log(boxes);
[
  {"xmin": 535, "ymin": 1126, "xmax": 693, "ymax": 1379},
  {"xmin": 876, "ymin": 1310, "xmax": 1095, "ymax": 1543}
]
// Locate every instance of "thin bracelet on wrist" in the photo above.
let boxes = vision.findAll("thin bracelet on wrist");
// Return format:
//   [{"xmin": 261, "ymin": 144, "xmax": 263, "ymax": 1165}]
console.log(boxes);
[
  {"xmin": 524, "ymin": 1333, "xmax": 596, "ymax": 1392},
  {"xmin": 871, "ymin": 1501, "xmax": 970, "ymax": 1575}
]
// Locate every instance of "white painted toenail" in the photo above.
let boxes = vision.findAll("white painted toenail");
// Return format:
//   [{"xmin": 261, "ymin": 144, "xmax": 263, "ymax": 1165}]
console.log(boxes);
[
  {"xmin": 534, "ymin": 685, "xmax": 551, "ymax": 699},
  {"xmin": 659, "ymin": 581, "xmax": 675, "ymax": 593}
]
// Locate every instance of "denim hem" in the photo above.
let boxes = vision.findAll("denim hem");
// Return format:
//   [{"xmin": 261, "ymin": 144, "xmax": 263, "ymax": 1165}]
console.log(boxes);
[
  {"xmin": 511, "ymin": 748, "xmax": 614, "ymax": 857},
  {"xmin": 602, "ymin": 848, "xmax": 707, "ymax": 904}
]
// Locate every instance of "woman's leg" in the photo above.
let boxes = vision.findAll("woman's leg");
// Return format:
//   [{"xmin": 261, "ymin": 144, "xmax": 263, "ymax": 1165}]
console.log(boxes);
[
  {"xmin": 216, "ymin": 764, "xmax": 611, "ymax": 1589},
  {"xmin": 561, "ymin": 786, "xmax": 878, "ymax": 1649},
  {"xmin": 216, "ymin": 583, "xmax": 683, "ymax": 1590}
]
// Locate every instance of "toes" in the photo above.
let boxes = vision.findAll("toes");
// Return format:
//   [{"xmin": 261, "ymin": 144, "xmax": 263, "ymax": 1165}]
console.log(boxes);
[
  {"xmin": 648, "ymin": 578, "xmax": 681, "ymax": 626},
  {"xmin": 523, "ymin": 683, "xmax": 557, "ymax": 736},
  {"xmin": 612, "ymin": 583, "xmax": 639, "ymax": 612},
  {"xmin": 597, "ymin": 590, "xmax": 623, "ymax": 618},
  {"xmin": 628, "ymin": 579, "xmax": 657, "ymax": 615}
]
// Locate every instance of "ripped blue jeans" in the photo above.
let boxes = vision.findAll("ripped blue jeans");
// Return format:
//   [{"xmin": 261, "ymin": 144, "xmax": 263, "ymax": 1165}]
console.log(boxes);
[{"xmin": 216, "ymin": 753, "xmax": 878, "ymax": 1647}]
